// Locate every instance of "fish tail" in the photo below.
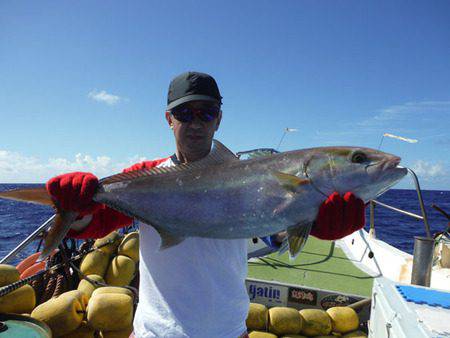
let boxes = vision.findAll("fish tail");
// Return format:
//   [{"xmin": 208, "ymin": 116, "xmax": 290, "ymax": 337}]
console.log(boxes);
[
  {"xmin": 0, "ymin": 187, "xmax": 54, "ymax": 206},
  {"xmin": 0, "ymin": 187, "xmax": 79, "ymax": 262},
  {"xmin": 38, "ymin": 210, "xmax": 79, "ymax": 261}
]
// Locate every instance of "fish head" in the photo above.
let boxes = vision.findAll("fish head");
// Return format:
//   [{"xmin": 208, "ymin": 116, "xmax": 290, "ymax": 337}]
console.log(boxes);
[{"xmin": 304, "ymin": 147, "xmax": 407, "ymax": 202}]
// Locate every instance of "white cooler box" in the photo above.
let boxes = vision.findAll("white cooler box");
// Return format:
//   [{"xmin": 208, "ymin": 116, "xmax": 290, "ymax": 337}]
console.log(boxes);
[{"xmin": 369, "ymin": 277, "xmax": 450, "ymax": 338}]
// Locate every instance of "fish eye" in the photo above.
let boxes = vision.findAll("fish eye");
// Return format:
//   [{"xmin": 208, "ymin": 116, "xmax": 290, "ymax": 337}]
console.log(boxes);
[{"xmin": 351, "ymin": 151, "xmax": 367, "ymax": 164}]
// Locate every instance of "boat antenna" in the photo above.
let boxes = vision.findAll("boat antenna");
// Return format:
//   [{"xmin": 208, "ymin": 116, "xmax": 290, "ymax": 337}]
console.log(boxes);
[
  {"xmin": 377, "ymin": 132, "xmax": 418, "ymax": 150},
  {"xmin": 276, "ymin": 128, "xmax": 298, "ymax": 151}
]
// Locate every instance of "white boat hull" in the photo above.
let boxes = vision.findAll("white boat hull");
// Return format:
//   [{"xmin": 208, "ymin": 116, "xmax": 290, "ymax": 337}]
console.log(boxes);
[{"xmin": 337, "ymin": 229, "xmax": 450, "ymax": 291}]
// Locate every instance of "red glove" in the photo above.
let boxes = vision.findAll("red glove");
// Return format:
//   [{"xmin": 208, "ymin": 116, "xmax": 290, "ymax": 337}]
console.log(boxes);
[
  {"xmin": 46, "ymin": 172, "xmax": 101, "ymax": 215},
  {"xmin": 54, "ymin": 159, "xmax": 170, "ymax": 238},
  {"xmin": 123, "ymin": 162, "xmax": 149, "ymax": 173},
  {"xmin": 311, "ymin": 192, "xmax": 366, "ymax": 240},
  {"xmin": 123, "ymin": 159, "xmax": 168, "ymax": 173},
  {"xmin": 67, "ymin": 204, "xmax": 133, "ymax": 239}
]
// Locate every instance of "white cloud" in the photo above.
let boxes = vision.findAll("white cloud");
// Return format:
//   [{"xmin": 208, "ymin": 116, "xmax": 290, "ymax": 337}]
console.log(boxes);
[
  {"xmin": 88, "ymin": 90, "xmax": 122, "ymax": 105},
  {"xmin": 359, "ymin": 100, "xmax": 450, "ymax": 127},
  {"xmin": 411, "ymin": 160, "xmax": 447, "ymax": 180},
  {"xmin": 0, "ymin": 150, "xmax": 148, "ymax": 183}
]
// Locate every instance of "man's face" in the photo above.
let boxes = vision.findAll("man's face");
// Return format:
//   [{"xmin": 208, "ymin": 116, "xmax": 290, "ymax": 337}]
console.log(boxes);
[{"xmin": 165, "ymin": 100, "xmax": 222, "ymax": 158}]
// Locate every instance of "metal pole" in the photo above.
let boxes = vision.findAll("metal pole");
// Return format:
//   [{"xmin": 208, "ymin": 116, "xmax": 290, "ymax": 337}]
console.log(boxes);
[
  {"xmin": 369, "ymin": 201, "xmax": 376, "ymax": 238},
  {"xmin": 377, "ymin": 135, "xmax": 385, "ymax": 150},
  {"xmin": 411, "ymin": 236, "xmax": 434, "ymax": 287},
  {"xmin": 276, "ymin": 128, "xmax": 298, "ymax": 151},
  {"xmin": 371, "ymin": 200, "xmax": 424, "ymax": 221},
  {"xmin": 0, "ymin": 215, "xmax": 55, "ymax": 264},
  {"xmin": 276, "ymin": 130, "xmax": 287, "ymax": 151},
  {"xmin": 407, "ymin": 168, "xmax": 432, "ymax": 238}
]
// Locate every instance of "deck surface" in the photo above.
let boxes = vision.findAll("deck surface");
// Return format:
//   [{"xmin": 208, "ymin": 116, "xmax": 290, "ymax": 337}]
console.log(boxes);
[{"xmin": 247, "ymin": 237, "xmax": 374, "ymax": 297}]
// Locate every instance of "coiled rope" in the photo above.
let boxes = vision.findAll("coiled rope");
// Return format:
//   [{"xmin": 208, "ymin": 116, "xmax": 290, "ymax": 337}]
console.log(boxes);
[{"xmin": 0, "ymin": 239, "xmax": 114, "ymax": 298}]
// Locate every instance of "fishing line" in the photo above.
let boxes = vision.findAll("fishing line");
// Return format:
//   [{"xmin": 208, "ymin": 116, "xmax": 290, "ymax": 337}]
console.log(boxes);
[{"xmin": 303, "ymin": 158, "xmax": 328, "ymax": 198}]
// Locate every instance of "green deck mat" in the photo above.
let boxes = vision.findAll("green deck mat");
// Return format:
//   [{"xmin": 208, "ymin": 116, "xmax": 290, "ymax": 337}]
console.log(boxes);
[{"xmin": 247, "ymin": 237, "xmax": 374, "ymax": 297}]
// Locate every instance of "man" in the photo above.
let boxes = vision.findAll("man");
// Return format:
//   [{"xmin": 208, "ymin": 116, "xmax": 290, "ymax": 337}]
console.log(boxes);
[{"xmin": 47, "ymin": 71, "xmax": 365, "ymax": 337}]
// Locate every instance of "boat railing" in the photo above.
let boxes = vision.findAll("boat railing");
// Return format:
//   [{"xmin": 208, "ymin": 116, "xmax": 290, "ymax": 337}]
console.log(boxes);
[
  {"xmin": 367, "ymin": 167, "xmax": 436, "ymax": 287},
  {"xmin": 0, "ymin": 215, "xmax": 55, "ymax": 264},
  {"xmin": 368, "ymin": 168, "xmax": 431, "ymax": 239}
]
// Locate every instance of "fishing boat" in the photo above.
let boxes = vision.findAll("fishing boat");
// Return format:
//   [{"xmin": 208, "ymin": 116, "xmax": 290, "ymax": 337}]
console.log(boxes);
[{"xmin": 0, "ymin": 148, "xmax": 449, "ymax": 337}]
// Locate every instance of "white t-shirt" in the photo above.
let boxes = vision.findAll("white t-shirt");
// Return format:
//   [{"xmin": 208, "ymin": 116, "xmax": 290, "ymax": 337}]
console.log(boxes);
[{"xmin": 133, "ymin": 157, "xmax": 249, "ymax": 338}]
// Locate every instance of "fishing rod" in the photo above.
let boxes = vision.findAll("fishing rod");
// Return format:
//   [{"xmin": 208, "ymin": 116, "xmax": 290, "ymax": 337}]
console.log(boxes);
[
  {"xmin": 432, "ymin": 204, "xmax": 450, "ymax": 221},
  {"xmin": 276, "ymin": 128, "xmax": 298, "ymax": 151},
  {"xmin": 377, "ymin": 132, "xmax": 418, "ymax": 150}
]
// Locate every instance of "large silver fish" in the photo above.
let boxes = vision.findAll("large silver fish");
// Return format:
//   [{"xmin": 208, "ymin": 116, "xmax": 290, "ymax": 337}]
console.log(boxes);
[{"xmin": 0, "ymin": 140, "xmax": 407, "ymax": 259}]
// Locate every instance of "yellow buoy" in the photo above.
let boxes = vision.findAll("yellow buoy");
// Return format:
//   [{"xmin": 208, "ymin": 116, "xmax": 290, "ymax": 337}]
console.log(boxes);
[
  {"xmin": 78, "ymin": 274, "xmax": 105, "ymax": 299},
  {"xmin": 268, "ymin": 307, "xmax": 303, "ymax": 335},
  {"xmin": 0, "ymin": 284, "xmax": 36, "ymax": 314},
  {"xmin": 57, "ymin": 290, "xmax": 89, "ymax": 311},
  {"xmin": 100, "ymin": 326, "xmax": 133, "ymax": 338},
  {"xmin": 343, "ymin": 330, "xmax": 368, "ymax": 337},
  {"xmin": 87, "ymin": 293, "xmax": 133, "ymax": 331},
  {"xmin": 118, "ymin": 232, "xmax": 139, "ymax": 262},
  {"xmin": 279, "ymin": 335, "xmax": 307, "ymax": 338},
  {"xmin": 80, "ymin": 249, "xmax": 111, "ymax": 278},
  {"xmin": 59, "ymin": 321, "xmax": 95, "ymax": 338},
  {"xmin": 299, "ymin": 308, "xmax": 332, "ymax": 336},
  {"xmin": 249, "ymin": 332, "xmax": 278, "ymax": 338},
  {"xmin": 31, "ymin": 293, "xmax": 84, "ymax": 336},
  {"xmin": 91, "ymin": 286, "xmax": 134, "ymax": 298},
  {"xmin": 246, "ymin": 303, "xmax": 268, "ymax": 331},
  {"xmin": 95, "ymin": 231, "xmax": 123, "ymax": 255},
  {"xmin": 104, "ymin": 255, "xmax": 136, "ymax": 287},
  {"xmin": 326, "ymin": 306, "xmax": 359, "ymax": 333},
  {"xmin": 0, "ymin": 264, "xmax": 20, "ymax": 287}
]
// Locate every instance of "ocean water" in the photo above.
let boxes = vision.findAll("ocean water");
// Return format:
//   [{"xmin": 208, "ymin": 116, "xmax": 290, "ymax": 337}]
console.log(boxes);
[{"xmin": 0, "ymin": 184, "xmax": 449, "ymax": 264}]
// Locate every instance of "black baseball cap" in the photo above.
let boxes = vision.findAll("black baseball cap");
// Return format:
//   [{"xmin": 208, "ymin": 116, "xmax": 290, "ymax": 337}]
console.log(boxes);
[{"xmin": 167, "ymin": 71, "xmax": 222, "ymax": 110}]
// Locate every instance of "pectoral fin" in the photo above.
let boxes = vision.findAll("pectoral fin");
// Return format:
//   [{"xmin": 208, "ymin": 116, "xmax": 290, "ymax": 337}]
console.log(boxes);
[
  {"xmin": 38, "ymin": 210, "xmax": 79, "ymax": 261},
  {"xmin": 278, "ymin": 222, "xmax": 313, "ymax": 260},
  {"xmin": 273, "ymin": 172, "xmax": 310, "ymax": 194},
  {"xmin": 155, "ymin": 228, "xmax": 185, "ymax": 250}
]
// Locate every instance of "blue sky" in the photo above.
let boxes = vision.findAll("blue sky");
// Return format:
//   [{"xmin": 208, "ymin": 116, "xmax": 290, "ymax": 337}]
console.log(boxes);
[{"xmin": 1, "ymin": 1, "xmax": 449, "ymax": 190}]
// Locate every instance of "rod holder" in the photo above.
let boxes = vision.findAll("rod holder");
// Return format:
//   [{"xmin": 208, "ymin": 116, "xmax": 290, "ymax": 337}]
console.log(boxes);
[{"xmin": 411, "ymin": 236, "xmax": 434, "ymax": 287}]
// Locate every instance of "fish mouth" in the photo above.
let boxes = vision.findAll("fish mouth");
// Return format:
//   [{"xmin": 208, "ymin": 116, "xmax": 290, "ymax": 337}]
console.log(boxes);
[
  {"xmin": 367, "ymin": 155, "xmax": 400, "ymax": 171},
  {"xmin": 382, "ymin": 156, "xmax": 401, "ymax": 170},
  {"xmin": 366, "ymin": 156, "xmax": 406, "ymax": 181}
]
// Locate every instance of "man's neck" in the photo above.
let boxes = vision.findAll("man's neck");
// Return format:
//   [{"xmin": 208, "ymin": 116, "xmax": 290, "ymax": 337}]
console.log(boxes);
[{"xmin": 175, "ymin": 149, "xmax": 210, "ymax": 164}]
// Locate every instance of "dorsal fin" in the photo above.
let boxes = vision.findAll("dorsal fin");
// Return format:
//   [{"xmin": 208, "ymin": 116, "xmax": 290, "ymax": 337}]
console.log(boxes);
[{"xmin": 100, "ymin": 140, "xmax": 238, "ymax": 185}]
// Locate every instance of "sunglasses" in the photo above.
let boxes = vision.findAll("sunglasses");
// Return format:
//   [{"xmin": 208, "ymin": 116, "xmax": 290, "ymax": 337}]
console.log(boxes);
[{"xmin": 170, "ymin": 105, "xmax": 220, "ymax": 123}]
